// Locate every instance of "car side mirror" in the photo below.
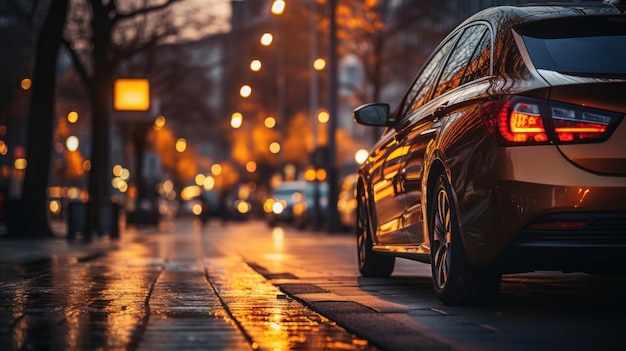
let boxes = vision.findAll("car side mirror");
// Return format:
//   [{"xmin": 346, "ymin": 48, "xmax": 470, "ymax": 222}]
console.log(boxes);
[{"xmin": 353, "ymin": 103, "xmax": 391, "ymax": 126}]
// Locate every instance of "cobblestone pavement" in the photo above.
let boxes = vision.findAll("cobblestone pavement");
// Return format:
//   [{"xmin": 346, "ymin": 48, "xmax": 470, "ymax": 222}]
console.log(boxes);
[{"xmin": 0, "ymin": 220, "xmax": 379, "ymax": 351}]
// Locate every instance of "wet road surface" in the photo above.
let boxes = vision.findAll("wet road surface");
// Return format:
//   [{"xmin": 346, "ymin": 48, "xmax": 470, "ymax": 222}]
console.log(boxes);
[
  {"xmin": 0, "ymin": 220, "xmax": 382, "ymax": 351},
  {"xmin": 3, "ymin": 218, "xmax": 626, "ymax": 351}
]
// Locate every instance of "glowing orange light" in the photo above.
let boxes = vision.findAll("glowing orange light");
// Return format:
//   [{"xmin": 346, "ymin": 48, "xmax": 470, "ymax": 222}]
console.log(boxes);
[
  {"xmin": 114, "ymin": 78, "xmax": 150, "ymax": 111},
  {"xmin": 260, "ymin": 33, "xmax": 274, "ymax": 46}
]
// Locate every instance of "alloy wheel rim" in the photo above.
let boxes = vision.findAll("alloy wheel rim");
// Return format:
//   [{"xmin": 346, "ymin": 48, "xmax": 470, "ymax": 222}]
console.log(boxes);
[
  {"xmin": 357, "ymin": 194, "xmax": 367, "ymax": 269},
  {"xmin": 433, "ymin": 186, "xmax": 452, "ymax": 289}
]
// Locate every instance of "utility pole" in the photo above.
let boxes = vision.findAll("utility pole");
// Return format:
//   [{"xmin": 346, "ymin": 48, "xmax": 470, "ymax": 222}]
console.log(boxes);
[{"xmin": 327, "ymin": 0, "xmax": 339, "ymax": 232}]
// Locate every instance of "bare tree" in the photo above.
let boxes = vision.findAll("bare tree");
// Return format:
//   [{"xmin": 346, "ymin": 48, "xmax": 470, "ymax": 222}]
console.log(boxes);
[
  {"xmin": 8, "ymin": 0, "xmax": 70, "ymax": 238},
  {"xmin": 62, "ymin": 0, "xmax": 220, "ymax": 236}
]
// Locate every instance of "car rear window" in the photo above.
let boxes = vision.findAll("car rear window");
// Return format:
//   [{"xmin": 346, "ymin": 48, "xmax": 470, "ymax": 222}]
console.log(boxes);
[{"xmin": 518, "ymin": 16, "xmax": 626, "ymax": 75}]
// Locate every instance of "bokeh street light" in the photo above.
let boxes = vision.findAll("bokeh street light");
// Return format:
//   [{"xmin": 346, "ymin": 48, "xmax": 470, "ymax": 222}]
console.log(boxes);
[
  {"xmin": 260, "ymin": 33, "xmax": 274, "ymax": 46},
  {"xmin": 239, "ymin": 85, "xmax": 252, "ymax": 98},
  {"xmin": 231, "ymin": 112, "xmax": 243, "ymax": 128},
  {"xmin": 355, "ymin": 149, "xmax": 369, "ymax": 165},
  {"xmin": 313, "ymin": 58, "xmax": 326, "ymax": 71},
  {"xmin": 271, "ymin": 0, "xmax": 286, "ymax": 15},
  {"xmin": 264, "ymin": 116, "xmax": 276, "ymax": 128},
  {"xmin": 175, "ymin": 138, "xmax": 187, "ymax": 152},
  {"xmin": 67, "ymin": 111, "xmax": 79, "ymax": 123},
  {"xmin": 250, "ymin": 59, "xmax": 262, "ymax": 72},
  {"xmin": 66, "ymin": 136, "xmax": 79, "ymax": 152},
  {"xmin": 269, "ymin": 142, "xmax": 281, "ymax": 154}
]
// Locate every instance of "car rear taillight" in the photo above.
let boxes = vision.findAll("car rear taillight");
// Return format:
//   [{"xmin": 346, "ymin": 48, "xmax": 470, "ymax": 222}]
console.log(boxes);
[
  {"xmin": 498, "ymin": 100, "xmax": 548, "ymax": 144},
  {"xmin": 550, "ymin": 103, "xmax": 613, "ymax": 143},
  {"xmin": 484, "ymin": 96, "xmax": 622, "ymax": 146}
]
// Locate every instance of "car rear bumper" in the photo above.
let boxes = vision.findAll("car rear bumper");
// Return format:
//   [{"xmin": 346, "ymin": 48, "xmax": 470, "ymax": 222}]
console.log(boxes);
[{"xmin": 454, "ymin": 145, "xmax": 626, "ymax": 269}]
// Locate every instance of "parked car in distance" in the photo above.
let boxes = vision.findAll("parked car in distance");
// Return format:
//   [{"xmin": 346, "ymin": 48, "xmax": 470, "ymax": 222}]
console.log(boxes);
[
  {"xmin": 337, "ymin": 173, "xmax": 358, "ymax": 231},
  {"xmin": 263, "ymin": 180, "xmax": 308, "ymax": 227},
  {"xmin": 293, "ymin": 181, "xmax": 328, "ymax": 230},
  {"xmin": 353, "ymin": 3, "xmax": 626, "ymax": 306}
]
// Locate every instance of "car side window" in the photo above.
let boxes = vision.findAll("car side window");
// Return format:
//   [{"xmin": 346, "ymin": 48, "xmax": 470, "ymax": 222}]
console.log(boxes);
[
  {"xmin": 399, "ymin": 33, "xmax": 459, "ymax": 117},
  {"xmin": 460, "ymin": 27, "xmax": 491, "ymax": 85},
  {"xmin": 432, "ymin": 24, "xmax": 489, "ymax": 99}
]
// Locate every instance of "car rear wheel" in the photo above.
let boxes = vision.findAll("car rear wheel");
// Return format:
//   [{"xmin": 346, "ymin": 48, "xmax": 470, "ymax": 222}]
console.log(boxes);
[
  {"xmin": 430, "ymin": 173, "xmax": 501, "ymax": 306},
  {"xmin": 356, "ymin": 186, "xmax": 395, "ymax": 277}
]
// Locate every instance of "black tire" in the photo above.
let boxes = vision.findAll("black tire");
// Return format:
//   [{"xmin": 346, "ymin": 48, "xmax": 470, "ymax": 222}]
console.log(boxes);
[
  {"xmin": 356, "ymin": 185, "xmax": 395, "ymax": 277},
  {"xmin": 429, "ymin": 173, "xmax": 501, "ymax": 306}
]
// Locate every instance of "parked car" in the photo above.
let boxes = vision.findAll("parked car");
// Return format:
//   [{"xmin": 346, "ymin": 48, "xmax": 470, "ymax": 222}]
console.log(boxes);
[
  {"xmin": 337, "ymin": 174, "xmax": 358, "ymax": 231},
  {"xmin": 264, "ymin": 181, "xmax": 308, "ymax": 227},
  {"xmin": 293, "ymin": 181, "xmax": 328, "ymax": 230},
  {"xmin": 353, "ymin": 3, "xmax": 626, "ymax": 306}
]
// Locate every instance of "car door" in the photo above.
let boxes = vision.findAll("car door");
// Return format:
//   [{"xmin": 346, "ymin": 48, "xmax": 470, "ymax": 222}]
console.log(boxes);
[
  {"xmin": 399, "ymin": 23, "xmax": 492, "ymax": 245},
  {"xmin": 366, "ymin": 32, "xmax": 462, "ymax": 245},
  {"xmin": 366, "ymin": 129, "xmax": 410, "ymax": 244}
]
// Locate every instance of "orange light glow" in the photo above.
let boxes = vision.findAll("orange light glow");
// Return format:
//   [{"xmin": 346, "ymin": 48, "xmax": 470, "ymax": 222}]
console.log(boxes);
[
  {"xmin": 114, "ymin": 78, "xmax": 150, "ymax": 111},
  {"xmin": 317, "ymin": 111, "xmax": 330, "ymax": 123},
  {"xmin": 21, "ymin": 78, "xmax": 32, "ymax": 90},
  {"xmin": 313, "ymin": 58, "xmax": 326, "ymax": 71},
  {"xmin": 269, "ymin": 142, "xmax": 281, "ymax": 154},
  {"xmin": 246, "ymin": 161, "xmax": 257, "ymax": 173},
  {"xmin": 67, "ymin": 111, "xmax": 78, "ymax": 123},
  {"xmin": 271, "ymin": 0, "xmax": 285, "ymax": 15},
  {"xmin": 240, "ymin": 85, "xmax": 252, "ymax": 98},
  {"xmin": 154, "ymin": 115, "xmax": 166, "ymax": 130},
  {"xmin": 264, "ymin": 117, "xmax": 276, "ymax": 128},
  {"xmin": 250, "ymin": 60, "xmax": 262, "ymax": 72},
  {"xmin": 260, "ymin": 33, "xmax": 274, "ymax": 46},
  {"xmin": 175, "ymin": 138, "xmax": 187, "ymax": 152}
]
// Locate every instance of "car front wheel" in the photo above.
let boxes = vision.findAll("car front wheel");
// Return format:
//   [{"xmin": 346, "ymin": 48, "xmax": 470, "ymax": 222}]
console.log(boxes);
[
  {"xmin": 356, "ymin": 186, "xmax": 395, "ymax": 277},
  {"xmin": 429, "ymin": 173, "xmax": 501, "ymax": 306}
]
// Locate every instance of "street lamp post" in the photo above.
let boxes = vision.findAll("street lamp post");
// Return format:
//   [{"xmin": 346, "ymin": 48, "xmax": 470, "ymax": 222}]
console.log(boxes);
[{"xmin": 327, "ymin": 0, "xmax": 340, "ymax": 232}]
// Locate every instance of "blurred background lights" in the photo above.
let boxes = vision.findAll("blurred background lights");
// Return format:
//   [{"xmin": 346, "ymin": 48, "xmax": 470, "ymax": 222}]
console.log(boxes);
[
  {"xmin": 239, "ymin": 85, "xmax": 252, "ymax": 98},
  {"xmin": 204, "ymin": 175, "xmax": 215, "ymax": 190},
  {"xmin": 317, "ymin": 111, "xmax": 330, "ymax": 123},
  {"xmin": 14, "ymin": 158, "xmax": 27, "ymax": 170},
  {"xmin": 211, "ymin": 164, "xmax": 222, "ymax": 175},
  {"xmin": 195, "ymin": 173, "xmax": 206, "ymax": 186},
  {"xmin": 313, "ymin": 58, "xmax": 326, "ymax": 71},
  {"xmin": 154, "ymin": 115, "xmax": 166, "ymax": 129},
  {"xmin": 67, "ymin": 111, "xmax": 78, "ymax": 123},
  {"xmin": 264, "ymin": 116, "xmax": 276, "ymax": 128},
  {"xmin": 246, "ymin": 161, "xmax": 257, "ymax": 173},
  {"xmin": 175, "ymin": 138, "xmax": 187, "ymax": 152},
  {"xmin": 260, "ymin": 33, "xmax": 273, "ymax": 46},
  {"xmin": 250, "ymin": 59, "xmax": 262, "ymax": 72},
  {"xmin": 21, "ymin": 78, "xmax": 32, "ymax": 90},
  {"xmin": 66, "ymin": 136, "xmax": 79, "ymax": 152},
  {"xmin": 271, "ymin": 0, "xmax": 285, "ymax": 15},
  {"xmin": 231, "ymin": 112, "xmax": 243, "ymax": 128},
  {"xmin": 355, "ymin": 148, "xmax": 369, "ymax": 165},
  {"xmin": 269, "ymin": 142, "xmax": 281, "ymax": 154},
  {"xmin": 113, "ymin": 164, "xmax": 123, "ymax": 176}
]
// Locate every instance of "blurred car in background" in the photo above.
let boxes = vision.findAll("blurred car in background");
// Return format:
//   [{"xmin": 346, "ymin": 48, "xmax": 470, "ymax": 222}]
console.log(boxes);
[
  {"xmin": 337, "ymin": 173, "xmax": 357, "ymax": 231},
  {"xmin": 293, "ymin": 181, "xmax": 328, "ymax": 230},
  {"xmin": 263, "ymin": 180, "xmax": 308, "ymax": 227}
]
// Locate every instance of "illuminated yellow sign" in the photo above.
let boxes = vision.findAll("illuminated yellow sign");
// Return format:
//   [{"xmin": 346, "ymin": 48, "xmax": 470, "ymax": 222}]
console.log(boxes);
[{"xmin": 114, "ymin": 78, "xmax": 150, "ymax": 111}]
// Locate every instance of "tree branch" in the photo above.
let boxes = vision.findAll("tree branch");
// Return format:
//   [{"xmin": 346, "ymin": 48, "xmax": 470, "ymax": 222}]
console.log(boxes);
[
  {"xmin": 61, "ymin": 37, "xmax": 91, "ymax": 87},
  {"xmin": 113, "ymin": 0, "xmax": 181, "ymax": 23}
]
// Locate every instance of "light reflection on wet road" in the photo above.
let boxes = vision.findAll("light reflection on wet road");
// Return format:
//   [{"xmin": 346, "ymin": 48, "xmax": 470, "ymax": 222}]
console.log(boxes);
[{"xmin": 0, "ymin": 220, "xmax": 377, "ymax": 351}]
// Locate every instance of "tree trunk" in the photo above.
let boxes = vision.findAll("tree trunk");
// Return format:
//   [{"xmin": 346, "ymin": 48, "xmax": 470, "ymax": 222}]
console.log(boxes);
[
  {"xmin": 85, "ymin": 3, "xmax": 115, "ymax": 237},
  {"xmin": 13, "ymin": 0, "xmax": 69, "ymax": 238}
]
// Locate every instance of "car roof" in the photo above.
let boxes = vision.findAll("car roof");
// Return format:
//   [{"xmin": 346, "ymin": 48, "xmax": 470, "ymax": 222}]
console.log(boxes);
[{"xmin": 459, "ymin": 2, "xmax": 622, "ymax": 28}]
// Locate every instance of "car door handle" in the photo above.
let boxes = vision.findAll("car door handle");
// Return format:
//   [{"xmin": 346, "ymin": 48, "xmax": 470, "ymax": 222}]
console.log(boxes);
[{"xmin": 432, "ymin": 102, "xmax": 449, "ymax": 119}]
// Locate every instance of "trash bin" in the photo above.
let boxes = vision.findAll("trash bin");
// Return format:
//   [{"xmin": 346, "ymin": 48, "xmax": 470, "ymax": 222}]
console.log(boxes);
[{"xmin": 67, "ymin": 201, "xmax": 120, "ymax": 240}]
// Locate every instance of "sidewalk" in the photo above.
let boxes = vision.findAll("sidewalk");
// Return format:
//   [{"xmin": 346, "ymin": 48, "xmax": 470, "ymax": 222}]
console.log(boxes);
[{"xmin": 0, "ymin": 219, "xmax": 376, "ymax": 351}]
